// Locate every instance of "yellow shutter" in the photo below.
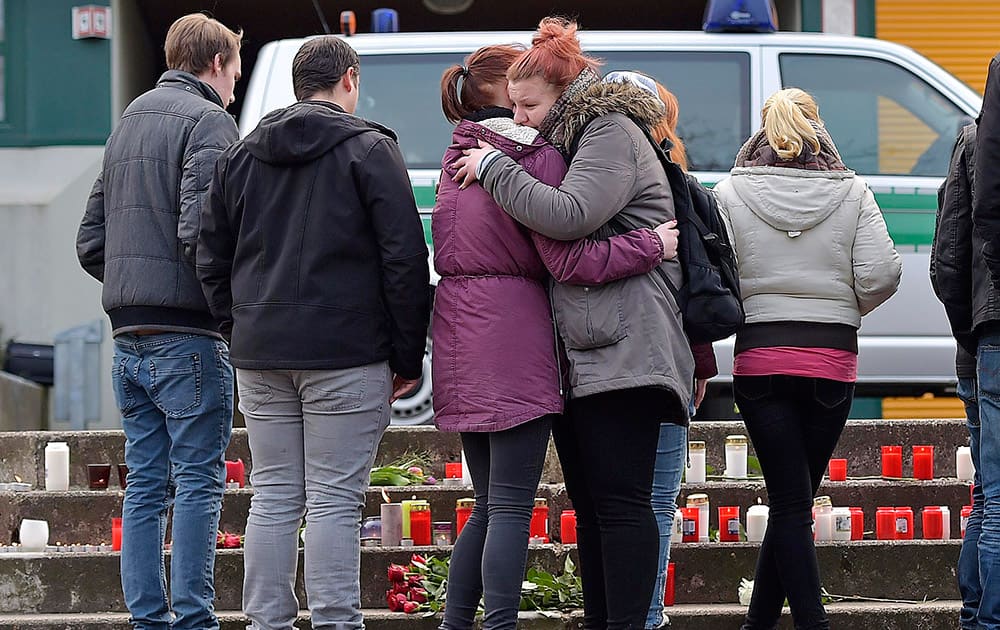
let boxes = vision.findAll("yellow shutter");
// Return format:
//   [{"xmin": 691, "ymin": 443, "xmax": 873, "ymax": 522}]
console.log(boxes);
[{"xmin": 876, "ymin": 0, "xmax": 1000, "ymax": 95}]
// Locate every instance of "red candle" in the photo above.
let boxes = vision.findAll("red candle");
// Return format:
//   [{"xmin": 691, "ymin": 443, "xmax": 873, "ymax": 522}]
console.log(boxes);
[
  {"xmin": 560, "ymin": 510, "xmax": 577, "ymax": 544},
  {"xmin": 881, "ymin": 446, "xmax": 903, "ymax": 478},
  {"xmin": 226, "ymin": 459, "xmax": 246, "ymax": 487},
  {"xmin": 894, "ymin": 507, "xmax": 914, "ymax": 540},
  {"xmin": 410, "ymin": 505, "xmax": 432, "ymax": 546},
  {"xmin": 663, "ymin": 562, "xmax": 676, "ymax": 607},
  {"xmin": 455, "ymin": 499, "xmax": 474, "ymax": 537},
  {"xmin": 849, "ymin": 507, "xmax": 865, "ymax": 540},
  {"xmin": 112, "ymin": 517, "xmax": 123, "ymax": 551},
  {"xmin": 680, "ymin": 507, "xmax": 700, "ymax": 543},
  {"xmin": 718, "ymin": 506, "xmax": 741, "ymax": 542},
  {"xmin": 828, "ymin": 458, "xmax": 847, "ymax": 482},
  {"xmin": 530, "ymin": 498, "xmax": 549, "ymax": 542},
  {"xmin": 922, "ymin": 506, "xmax": 944, "ymax": 539},
  {"xmin": 913, "ymin": 445, "xmax": 934, "ymax": 480},
  {"xmin": 962, "ymin": 505, "xmax": 973, "ymax": 538},
  {"xmin": 876, "ymin": 507, "xmax": 896, "ymax": 540},
  {"xmin": 444, "ymin": 462, "xmax": 462, "ymax": 479}
]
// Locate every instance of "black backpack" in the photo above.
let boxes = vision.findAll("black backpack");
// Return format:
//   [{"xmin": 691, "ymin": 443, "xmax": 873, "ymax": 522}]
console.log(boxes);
[{"xmin": 608, "ymin": 126, "xmax": 745, "ymax": 343}]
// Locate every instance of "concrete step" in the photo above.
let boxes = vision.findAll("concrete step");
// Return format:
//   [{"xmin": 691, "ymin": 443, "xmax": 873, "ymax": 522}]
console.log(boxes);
[
  {"xmin": 0, "ymin": 419, "xmax": 971, "ymax": 490},
  {"xmin": 0, "ymin": 601, "xmax": 967, "ymax": 630},
  {"xmin": 0, "ymin": 541, "xmax": 962, "ymax": 614},
  {"xmin": 0, "ymin": 478, "xmax": 973, "ymax": 546}
]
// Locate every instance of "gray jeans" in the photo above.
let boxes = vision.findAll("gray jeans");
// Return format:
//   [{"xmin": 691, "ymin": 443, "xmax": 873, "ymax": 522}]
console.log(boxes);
[{"xmin": 237, "ymin": 362, "xmax": 391, "ymax": 630}]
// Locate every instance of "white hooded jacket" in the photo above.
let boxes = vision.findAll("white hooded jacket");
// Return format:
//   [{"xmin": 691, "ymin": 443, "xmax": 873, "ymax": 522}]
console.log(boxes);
[{"xmin": 713, "ymin": 166, "xmax": 901, "ymax": 328}]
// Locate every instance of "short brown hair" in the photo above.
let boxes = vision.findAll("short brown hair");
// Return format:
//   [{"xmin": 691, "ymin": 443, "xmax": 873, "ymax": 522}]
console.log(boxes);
[
  {"xmin": 165, "ymin": 13, "xmax": 243, "ymax": 75},
  {"xmin": 292, "ymin": 36, "xmax": 361, "ymax": 101}
]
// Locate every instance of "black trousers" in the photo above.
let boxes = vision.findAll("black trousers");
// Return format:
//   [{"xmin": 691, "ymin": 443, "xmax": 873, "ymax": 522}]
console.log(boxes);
[
  {"xmin": 734, "ymin": 374, "xmax": 854, "ymax": 630},
  {"xmin": 556, "ymin": 387, "xmax": 672, "ymax": 630},
  {"xmin": 440, "ymin": 415, "xmax": 553, "ymax": 630}
]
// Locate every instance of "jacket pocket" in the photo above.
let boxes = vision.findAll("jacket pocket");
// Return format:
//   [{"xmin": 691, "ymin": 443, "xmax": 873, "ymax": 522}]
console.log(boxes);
[{"xmin": 551, "ymin": 282, "xmax": 628, "ymax": 350}]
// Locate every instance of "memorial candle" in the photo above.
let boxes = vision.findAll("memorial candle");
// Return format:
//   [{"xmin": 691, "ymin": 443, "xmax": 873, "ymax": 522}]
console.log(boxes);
[
  {"xmin": 881, "ymin": 445, "xmax": 903, "ymax": 478},
  {"xmin": 913, "ymin": 446, "xmax": 934, "ymax": 480}
]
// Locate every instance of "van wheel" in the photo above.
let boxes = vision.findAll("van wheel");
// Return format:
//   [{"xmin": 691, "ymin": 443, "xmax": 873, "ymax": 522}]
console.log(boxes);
[{"xmin": 390, "ymin": 336, "xmax": 434, "ymax": 425}]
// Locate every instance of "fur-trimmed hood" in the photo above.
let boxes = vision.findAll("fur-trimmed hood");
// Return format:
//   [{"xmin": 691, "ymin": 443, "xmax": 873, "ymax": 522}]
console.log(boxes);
[{"xmin": 563, "ymin": 80, "xmax": 665, "ymax": 148}]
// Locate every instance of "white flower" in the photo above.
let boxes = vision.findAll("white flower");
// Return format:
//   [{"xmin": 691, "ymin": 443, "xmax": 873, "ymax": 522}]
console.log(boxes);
[{"xmin": 738, "ymin": 578, "xmax": 754, "ymax": 606}]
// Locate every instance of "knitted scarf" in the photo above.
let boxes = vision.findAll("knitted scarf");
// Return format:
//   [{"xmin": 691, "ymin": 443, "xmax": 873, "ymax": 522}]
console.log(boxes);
[
  {"xmin": 537, "ymin": 68, "xmax": 601, "ymax": 154},
  {"xmin": 734, "ymin": 120, "xmax": 847, "ymax": 171}
]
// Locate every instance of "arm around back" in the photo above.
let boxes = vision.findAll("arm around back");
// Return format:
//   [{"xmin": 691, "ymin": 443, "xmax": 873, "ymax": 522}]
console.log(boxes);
[
  {"xmin": 852, "ymin": 181, "xmax": 901, "ymax": 315},
  {"xmin": 482, "ymin": 116, "xmax": 638, "ymax": 241},
  {"xmin": 358, "ymin": 136, "xmax": 431, "ymax": 380}
]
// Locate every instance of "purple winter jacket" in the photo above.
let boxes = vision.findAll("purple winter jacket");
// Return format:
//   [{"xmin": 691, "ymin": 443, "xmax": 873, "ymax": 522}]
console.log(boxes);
[{"xmin": 431, "ymin": 115, "xmax": 665, "ymax": 432}]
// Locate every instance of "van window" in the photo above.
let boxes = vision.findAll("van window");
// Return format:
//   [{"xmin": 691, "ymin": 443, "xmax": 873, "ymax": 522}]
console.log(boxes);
[
  {"xmin": 779, "ymin": 53, "xmax": 973, "ymax": 177},
  {"xmin": 355, "ymin": 50, "xmax": 750, "ymax": 172}
]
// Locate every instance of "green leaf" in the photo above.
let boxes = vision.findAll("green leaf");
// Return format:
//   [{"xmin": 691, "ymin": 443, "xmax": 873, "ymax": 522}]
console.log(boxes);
[{"xmin": 563, "ymin": 555, "xmax": 576, "ymax": 574}]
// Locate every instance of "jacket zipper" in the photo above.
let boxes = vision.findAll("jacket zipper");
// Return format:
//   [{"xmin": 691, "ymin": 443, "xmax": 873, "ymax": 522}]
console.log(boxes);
[{"xmin": 549, "ymin": 288, "xmax": 564, "ymax": 397}]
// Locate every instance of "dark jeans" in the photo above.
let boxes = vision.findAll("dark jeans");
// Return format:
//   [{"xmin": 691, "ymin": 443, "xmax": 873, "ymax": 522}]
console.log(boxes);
[
  {"xmin": 556, "ymin": 387, "xmax": 668, "ymax": 630},
  {"xmin": 440, "ymin": 416, "xmax": 553, "ymax": 630},
  {"xmin": 734, "ymin": 375, "xmax": 853, "ymax": 630},
  {"xmin": 957, "ymin": 376, "xmax": 986, "ymax": 630}
]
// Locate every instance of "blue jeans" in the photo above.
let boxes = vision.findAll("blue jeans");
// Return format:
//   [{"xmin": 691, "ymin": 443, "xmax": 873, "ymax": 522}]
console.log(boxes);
[
  {"xmin": 958, "ymin": 376, "xmax": 986, "ymax": 630},
  {"xmin": 113, "ymin": 333, "xmax": 234, "ymax": 630},
  {"xmin": 646, "ymin": 423, "xmax": 687, "ymax": 629},
  {"xmin": 977, "ymin": 334, "xmax": 1000, "ymax": 629}
]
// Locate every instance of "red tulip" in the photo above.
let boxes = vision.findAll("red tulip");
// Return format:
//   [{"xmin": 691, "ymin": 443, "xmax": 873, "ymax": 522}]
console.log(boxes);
[
  {"xmin": 407, "ymin": 574, "xmax": 423, "ymax": 587},
  {"xmin": 410, "ymin": 587, "xmax": 428, "ymax": 603},
  {"xmin": 386, "ymin": 590, "xmax": 401, "ymax": 612},
  {"xmin": 392, "ymin": 581, "xmax": 410, "ymax": 595},
  {"xmin": 411, "ymin": 553, "xmax": 427, "ymax": 565},
  {"xmin": 223, "ymin": 533, "xmax": 242, "ymax": 548},
  {"xmin": 403, "ymin": 601, "xmax": 420, "ymax": 614}
]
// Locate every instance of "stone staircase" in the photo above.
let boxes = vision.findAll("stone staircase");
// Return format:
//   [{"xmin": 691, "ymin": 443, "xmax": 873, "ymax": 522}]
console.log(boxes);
[{"xmin": 0, "ymin": 419, "xmax": 974, "ymax": 628}]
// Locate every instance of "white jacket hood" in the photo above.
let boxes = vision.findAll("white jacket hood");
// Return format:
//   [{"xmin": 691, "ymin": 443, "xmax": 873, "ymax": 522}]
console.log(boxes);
[{"xmin": 728, "ymin": 166, "xmax": 858, "ymax": 235}]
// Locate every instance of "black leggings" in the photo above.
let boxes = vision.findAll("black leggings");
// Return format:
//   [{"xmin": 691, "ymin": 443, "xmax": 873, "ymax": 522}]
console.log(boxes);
[
  {"xmin": 556, "ymin": 387, "xmax": 671, "ymax": 630},
  {"xmin": 440, "ymin": 415, "xmax": 553, "ymax": 630},
  {"xmin": 734, "ymin": 374, "xmax": 853, "ymax": 630}
]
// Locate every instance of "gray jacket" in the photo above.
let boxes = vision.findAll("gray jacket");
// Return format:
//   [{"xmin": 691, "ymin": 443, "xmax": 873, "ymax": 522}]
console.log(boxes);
[
  {"xmin": 481, "ymin": 82, "xmax": 694, "ymax": 419},
  {"xmin": 77, "ymin": 70, "xmax": 239, "ymax": 335}
]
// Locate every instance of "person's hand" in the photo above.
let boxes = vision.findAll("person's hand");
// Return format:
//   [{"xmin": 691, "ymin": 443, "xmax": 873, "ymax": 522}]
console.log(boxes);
[
  {"xmin": 653, "ymin": 220, "xmax": 679, "ymax": 260},
  {"xmin": 451, "ymin": 140, "xmax": 496, "ymax": 189},
  {"xmin": 391, "ymin": 375, "xmax": 419, "ymax": 403},
  {"xmin": 694, "ymin": 378, "xmax": 709, "ymax": 410}
]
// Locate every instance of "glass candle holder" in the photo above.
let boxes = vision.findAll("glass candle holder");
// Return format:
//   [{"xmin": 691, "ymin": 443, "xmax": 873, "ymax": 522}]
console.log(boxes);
[{"xmin": 88, "ymin": 464, "xmax": 111, "ymax": 490}]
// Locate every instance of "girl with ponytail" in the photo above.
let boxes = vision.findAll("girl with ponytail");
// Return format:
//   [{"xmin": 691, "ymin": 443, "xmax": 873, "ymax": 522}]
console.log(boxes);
[
  {"xmin": 431, "ymin": 44, "xmax": 679, "ymax": 630},
  {"xmin": 452, "ymin": 17, "xmax": 695, "ymax": 629},
  {"xmin": 714, "ymin": 88, "xmax": 901, "ymax": 629}
]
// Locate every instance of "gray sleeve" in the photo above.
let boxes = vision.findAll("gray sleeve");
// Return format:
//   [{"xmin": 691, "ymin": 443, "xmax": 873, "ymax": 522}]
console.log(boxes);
[
  {"xmin": 481, "ymin": 117, "xmax": 638, "ymax": 241},
  {"xmin": 77, "ymin": 171, "xmax": 106, "ymax": 282},
  {"xmin": 178, "ymin": 110, "xmax": 239, "ymax": 262}
]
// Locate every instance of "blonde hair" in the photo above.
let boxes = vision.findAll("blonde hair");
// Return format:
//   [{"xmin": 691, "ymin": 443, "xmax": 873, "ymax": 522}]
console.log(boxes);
[
  {"xmin": 650, "ymin": 82, "xmax": 688, "ymax": 171},
  {"xmin": 165, "ymin": 13, "xmax": 242, "ymax": 75},
  {"xmin": 761, "ymin": 88, "xmax": 821, "ymax": 160}
]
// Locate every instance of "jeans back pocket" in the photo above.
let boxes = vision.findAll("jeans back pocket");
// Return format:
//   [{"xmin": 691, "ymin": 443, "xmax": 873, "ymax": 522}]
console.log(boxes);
[{"xmin": 149, "ymin": 354, "xmax": 203, "ymax": 418}]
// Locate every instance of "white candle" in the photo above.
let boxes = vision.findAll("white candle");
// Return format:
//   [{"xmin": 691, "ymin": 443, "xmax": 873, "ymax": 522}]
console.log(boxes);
[
  {"xmin": 957, "ymin": 447, "xmax": 975, "ymax": 482},
  {"xmin": 724, "ymin": 435, "xmax": 748, "ymax": 479},
  {"xmin": 686, "ymin": 441, "xmax": 706, "ymax": 483},
  {"xmin": 940, "ymin": 506, "xmax": 951, "ymax": 539},
  {"xmin": 813, "ymin": 496, "xmax": 834, "ymax": 541},
  {"xmin": 687, "ymin": 494, "xmax": 710, "ymax": 542},
  {"xmin": 832, "ymin": 507, "xmax": 852, "ymax": 541},
  {"xmin": 381, "ymin": 503, "xmax": 403, "ymax": 546},
  {"xmin": 19, "ymin": 519, "xmax": 49, "ymax": 551},
  {"xmin": 746, "ymin": 504, "xmax": 769, "ymax": 542},
  {"xmin": 44, "ymin": 442, "xmax": 70, "ymax": 491},
  {"xmin": 671, "ymin": 509, "xmax": 683, "ymax": 544}
]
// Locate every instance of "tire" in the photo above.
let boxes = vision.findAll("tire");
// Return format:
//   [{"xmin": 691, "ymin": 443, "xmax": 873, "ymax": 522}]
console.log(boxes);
[{"xmin": 390, "ymin": 335, "xmax": 434, "ymax": 425}]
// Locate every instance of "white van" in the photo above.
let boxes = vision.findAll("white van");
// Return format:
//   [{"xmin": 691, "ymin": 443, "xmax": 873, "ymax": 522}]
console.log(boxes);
[{"xmin": 239, "ymin": 28, "xmax": 983, "ymax": 423}]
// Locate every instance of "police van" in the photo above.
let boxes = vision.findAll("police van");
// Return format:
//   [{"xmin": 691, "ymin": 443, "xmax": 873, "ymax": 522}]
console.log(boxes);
[{"xmin": 239, "ymin": 5, "xmax": 983, "ymax": 423}]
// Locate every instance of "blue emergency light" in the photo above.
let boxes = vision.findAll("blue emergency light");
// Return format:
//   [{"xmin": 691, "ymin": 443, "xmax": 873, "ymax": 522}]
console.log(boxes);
[
  {"xmin": 703, "ymin": 0, "xmax": 778, "ymax": 33},
  {"xmin": 372, "ymin": 8, "xmax": 400, "ymax": 33}
]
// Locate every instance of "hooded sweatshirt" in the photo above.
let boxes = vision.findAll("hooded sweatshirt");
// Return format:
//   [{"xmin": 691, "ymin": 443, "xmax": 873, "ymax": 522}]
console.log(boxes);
[
  {"xmin": 713, "ymin": 130, "xmax": 901, "ymax": 379},
  {"xmin": 197, "ymin": 100, "xmax": 431, "ymax": 377}
]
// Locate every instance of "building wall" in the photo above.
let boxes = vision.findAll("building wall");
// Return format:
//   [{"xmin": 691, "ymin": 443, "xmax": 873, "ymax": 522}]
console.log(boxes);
[{"xmin": 876, "ymin": 0, "xmax": 1000, "ymax": 94}]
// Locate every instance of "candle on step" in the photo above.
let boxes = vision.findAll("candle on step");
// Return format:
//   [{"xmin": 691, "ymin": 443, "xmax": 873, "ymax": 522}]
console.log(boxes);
[
  {"xmin": 746, "ymin": 503, "xmax": 769, "ymax": 543},
  {"xmin": 828, "ymin": 458, "xmax": 847, "ymax": 482},
  {"xmin": 560, "ymin": 510, "xmax": 577, "ymax": 544},
  {"xmin": 111, "ymin": 517, "xmax": 123, "ymax": 551},
  {"xmin": 530, "ymin": 498, "xmax": 550, "ymax": 542},
  {"xmin": 455, "ymin": 498, "xmax": 475, "ymax": 537},
  {"xmin": 812, "ymin": 496, "xmax": 833, "ymax": 542},
  {"xmin": 832, "ymin": 507, "xmax": 852, "ymax": 541},
  {"xmin": 686, "ymin": 494, "xmax": 710, "ymax": 543},
  {"xmin": 686, "ymin": 441, "xmax": 706, "ymax": 483},
  {"xmin": 956, "ymin": 446, "xmax": 975, "ymax": 482},
  {"xmin": 718, "ymin": 506, "xmax": 741, "ymax": 542},
  {"xmin": 881, "ymin": 445, "xmax": 903, "ymax": 478},
  {"xmin": 45, "ymin": 442, "xmax": 70, "ymax": 491},
  {"xmin": 876, "ymin": 507, "xmax": 896, "ymax": 540},
  {"xmin": 850, "ymin": 507, "xmax": 865, "ymax": 540},
  {"xmin": 663, "ymin": 562, "xmax": 676, "ymax": 607},
  {"xmin": 962, "ymin": 505, "xmax": 973, "ymax": 538},
  {"xmin": 922, "ymin": 506, "xmax": 943, "ymax": 540},
  {"xmin": 380, "ymin": 502, "xmax": 402, "ymax": 546},
  {"xmin": 400, "ymin": 498, "xmax": 420, "ymax": 539},
  {"xmin": 940, "ymin": 506, "xmax": 951, "ymax": 539},
  {"xmin": 724, "ymin": 435, "xmax": 748, "ymax": 479},
  {"xmin": 680, "ymin": 507, "xmax": 700, "ymax": 543},
  {"xmin": 913, "ymin": 446, "xmax": 934, "ymax": 480},
  {"xmin": 409, "ymin": 503, "xmax": 431, "ymax": 546},
  {"xmin": 894, "ymin": 507, "xmax": 914, "ymax": 540}
]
